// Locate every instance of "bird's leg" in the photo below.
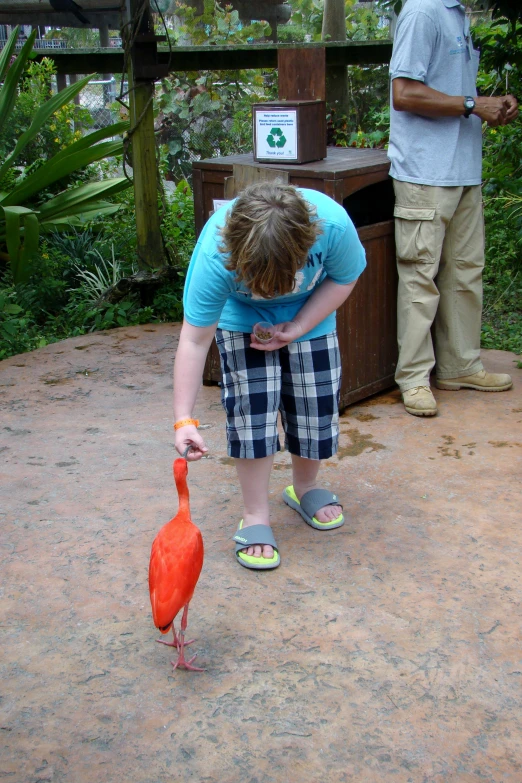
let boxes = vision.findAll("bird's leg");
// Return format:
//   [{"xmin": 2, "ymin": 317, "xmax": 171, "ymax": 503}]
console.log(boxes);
[
  {"xmin": 171, "ymin": 604, "xmax": 204, "ymax": 672},
  {"xmin": 156, "ymin": 625, "xmax": 180, "ymax": 649}
]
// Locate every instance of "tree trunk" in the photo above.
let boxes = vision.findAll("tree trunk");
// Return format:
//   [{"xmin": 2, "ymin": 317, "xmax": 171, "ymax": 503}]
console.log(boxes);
[{"xmin": 322, "ymin": 0, "xmax": 349, "ymax": 115}]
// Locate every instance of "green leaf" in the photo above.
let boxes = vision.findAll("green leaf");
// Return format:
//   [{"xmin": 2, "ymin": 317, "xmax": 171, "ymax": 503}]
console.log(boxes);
[
  {"xmin": 0, "ymin": 30, "xmax": 37, "ymax": 138},
  {"xmin": 3, "ymin": 141, "xmax": 125, "ymax": 206},
  {"xmin": 2, "ymin": 206, "xmax": 40, "ymax": 285},
  {"xmin": 0, "ymin": 26, "xmax": 20, "ymax": 82},
  {"xmin": 3, "ymin": 303, "xmax": 23, "ymax": 315},
  {"xmin": 168, "ymin": 139, "xmax": 182, "ymax": 156},
  {"xmin": 40, "ymin": 203, "xmax": 121, "ymax": 231},
  {"xmin": 49, "ymin": 121, "xmax": 129, "ymax": 165},
  {"xmin": 2, "ymin": 320, "xmax": 21, "ymax": 336},
  {"xmin": 0, "ymin": 74, "xmax": 94, "ymax": 182},
  {"xmin": 38, "ymin": 178, "xmax": 131, "ymax": 221}
]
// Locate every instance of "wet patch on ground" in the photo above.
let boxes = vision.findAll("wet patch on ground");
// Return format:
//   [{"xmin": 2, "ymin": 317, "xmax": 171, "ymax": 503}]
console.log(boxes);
[{"xmin": 337, "ymin": 427, "xmax": 387, "ymax": 459}]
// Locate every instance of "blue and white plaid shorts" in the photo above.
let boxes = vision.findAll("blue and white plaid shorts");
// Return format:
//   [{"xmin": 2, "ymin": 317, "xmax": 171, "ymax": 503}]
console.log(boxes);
[{"xmin": 216, "ymin": 329, "xmax": 342, "ymax": 460}]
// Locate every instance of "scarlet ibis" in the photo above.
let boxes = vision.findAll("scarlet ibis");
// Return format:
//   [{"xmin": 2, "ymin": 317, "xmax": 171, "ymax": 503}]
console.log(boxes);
[{"xmin": 149, "ymin": 456, "xmax": 204, "ymax": 671}]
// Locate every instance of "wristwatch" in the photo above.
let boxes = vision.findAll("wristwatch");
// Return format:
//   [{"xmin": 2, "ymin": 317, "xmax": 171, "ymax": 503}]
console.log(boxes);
[{"xmin": 463, "ymin": 96, "xmax": 475, "ymax": 118}]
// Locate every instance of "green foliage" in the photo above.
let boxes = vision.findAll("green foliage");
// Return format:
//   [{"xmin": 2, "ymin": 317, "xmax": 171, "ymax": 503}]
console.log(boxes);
[
  {"xmin": 329, "ymin": 105, "xmax": 389, "ymax": 148},
  {"xmin": 72, "ymin": 245, "xmax": 128, "ymax": 302},
  {"xmin": 43, "ymin": 27, "xmax": 102, "ymax": 48},
  {"xmin": 171, "ymin": 1, "xmax": 271, "ymax": 45},
  {"xmin": 0, "ymin": 27, "xmax": 131, "ymax": 285},
  {"xmin": 157, "ymin": 69, "xmax": 275, "ymax": 181},
  {"xmin": 347, "ymin": 2, "xmax": 389, "ymax": 41},
  {"xmin": 481, "ymin": 197, "xmax": 522, "ymax": 355},
  {"xmin": 470, "ymin": 12, "xmax": 522, "ymax": 355},
  {"xmin": 279, "ymin": 0, "xmax": 324, "ymax": 41},
  {"xmin": 486, "ymin": 0, "xmax": 522, "ymax": 27},
  {"xmin": 0, "ymin": 289, "xmax": 47, "ymax": 358},
  {"xmin": 161, "ymin": 180, "xmax": 196, "ymax": 264},
  {"xmin": 155, "ymin": 3, "xmax": 276, "ymax": 182},
  {"xmin": 0, "ymin": 176, "xmax": 197, "ymax": 359},
  {"xmin": 0, "ymin": 57, "xmax": 92, "ymax": 168}
]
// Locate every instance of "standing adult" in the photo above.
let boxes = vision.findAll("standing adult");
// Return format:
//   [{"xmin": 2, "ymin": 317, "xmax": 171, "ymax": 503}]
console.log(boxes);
[{"xmin": 388, "ymin": 0, "xmax": 518, "ymax": 417}]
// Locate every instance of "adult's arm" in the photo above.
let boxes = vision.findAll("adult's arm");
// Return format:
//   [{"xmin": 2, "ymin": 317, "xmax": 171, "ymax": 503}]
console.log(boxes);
[
  {"xmin": 251, "ymin": 277, "xmax": 358, "ymax": 351},
  {"xmin": 173, "ymin": 319, "xmax": 218, "ymax": 460},
  {"xmin": 392, "ymin": 77, "xmax": 518, "ymax": 126}
]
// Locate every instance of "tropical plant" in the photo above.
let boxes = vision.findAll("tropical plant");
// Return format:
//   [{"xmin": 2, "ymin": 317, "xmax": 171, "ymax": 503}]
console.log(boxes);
[
  {"xmin": 0, "ymin": 27, "xmax": 131, "ymax": 285},
  {"xmin": 0, "ymin": 57, "xmax": 91, "ymax": 168},
  {"xmin": 72, "ymin": 245, "xmax": 133, "ymax": 302}
]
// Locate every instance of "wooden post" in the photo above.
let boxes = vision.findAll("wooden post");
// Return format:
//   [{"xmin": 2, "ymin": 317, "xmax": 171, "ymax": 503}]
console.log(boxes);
[
  {"xmin": 56, "ymin": 72, "xmax": 67, "ymax": 92},
  {"xmin": 69, "ymin": 73, "xmax": 81, "ymax": 106},
  {"xmin": 278, "ymin": 48, "xmax": 325, "ymax": 101},
  {"xmin": 126, "ymin": 0, "xmax": 165, "ymax": 270},
  {"xmin": 322, "ymin": 0, "xmax": 349, "ymax": 112},
  {"xmin": 99, "ymin": 22, "xmax": 113, "ymax": 107},
  {"xmin": 129, "ymin": 73, "xmax": 165, "ymax": 269}
]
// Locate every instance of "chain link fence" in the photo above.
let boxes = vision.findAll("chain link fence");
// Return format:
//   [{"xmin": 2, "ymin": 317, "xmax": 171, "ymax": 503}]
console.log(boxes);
[{"xmin": 75, "ymin": 77, "xmax": 120, "ymax": 129}]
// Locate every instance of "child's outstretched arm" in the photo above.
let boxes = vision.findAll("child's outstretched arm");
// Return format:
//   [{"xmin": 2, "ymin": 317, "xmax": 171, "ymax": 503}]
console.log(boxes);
[
  {"xmin": 173, "ymin": 319, "xmax": 218, "ymax": 460},
  {"xmin": 251, "ymin": 277, "xmax": 358, "ymax": 351}
]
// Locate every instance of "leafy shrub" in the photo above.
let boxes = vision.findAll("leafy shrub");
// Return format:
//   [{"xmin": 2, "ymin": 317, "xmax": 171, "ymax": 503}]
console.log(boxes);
[
  {"xmin": 0, "ymin": 57, "xmax": 92, "ymax": 169},
  {"xmin": 0, "ymin": 27, "xmax": 130, "ymax": 285},
  {"xmin": 481, "ymin": 198, "xmax": 522, "ymax": 354}
]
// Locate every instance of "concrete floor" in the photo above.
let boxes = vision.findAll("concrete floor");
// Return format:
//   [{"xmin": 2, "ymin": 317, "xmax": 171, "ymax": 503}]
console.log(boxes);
[{"xmin": 1, "ymin": 323, "xmax": 521, "ymax": 783}]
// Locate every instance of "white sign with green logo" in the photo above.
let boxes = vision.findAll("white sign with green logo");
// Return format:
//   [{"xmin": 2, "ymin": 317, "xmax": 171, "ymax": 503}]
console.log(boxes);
[{"xmin": 255, "ymin": 110, "xmax": 298, "ymax": 160}]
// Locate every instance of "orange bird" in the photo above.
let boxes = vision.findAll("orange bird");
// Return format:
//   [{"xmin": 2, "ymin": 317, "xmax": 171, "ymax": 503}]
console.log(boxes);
[{"xmin": 149, "ymin": 455, "xmax": 204, "ymax": 671}]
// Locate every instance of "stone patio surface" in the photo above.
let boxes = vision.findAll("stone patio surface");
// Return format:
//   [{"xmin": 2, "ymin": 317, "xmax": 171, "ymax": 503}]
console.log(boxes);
[{"xmin": 1, "ymin": 323, "xmax": 521, "ymax": 783}]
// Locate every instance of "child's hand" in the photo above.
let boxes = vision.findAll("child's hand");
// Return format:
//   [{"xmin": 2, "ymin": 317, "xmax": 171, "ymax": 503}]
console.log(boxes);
[
  {"xmin": 250, "ymin": 320, "xmax": 303, "ymax": 350},
  {"xmin": 174, "ymin": 425, "xmax": 208, "ymax": 461}
]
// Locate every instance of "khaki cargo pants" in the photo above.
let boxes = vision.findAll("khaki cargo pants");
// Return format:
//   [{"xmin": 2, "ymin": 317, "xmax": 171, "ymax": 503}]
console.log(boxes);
[{"xmin": 393, "ymin": 180, "xmax": 485, "ymax": 392}]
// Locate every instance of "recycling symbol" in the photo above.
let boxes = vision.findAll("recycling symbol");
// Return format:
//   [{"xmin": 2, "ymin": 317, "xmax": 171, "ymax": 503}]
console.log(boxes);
[{"xmin": 266, "ymin": 127, "xmax": 287, "ymax": 148}]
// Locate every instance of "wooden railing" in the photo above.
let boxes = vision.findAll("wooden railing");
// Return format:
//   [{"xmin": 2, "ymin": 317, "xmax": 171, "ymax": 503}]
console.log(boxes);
[{"xmin": 28, "ymin": 40, "xmax": 392, "ymax": 74}]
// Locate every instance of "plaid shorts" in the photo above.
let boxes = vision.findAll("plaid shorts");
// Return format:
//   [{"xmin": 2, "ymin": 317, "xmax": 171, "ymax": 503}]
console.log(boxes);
[{"xmin": 216, "ymin": 329, "xmax": 342, "ymax": 460}]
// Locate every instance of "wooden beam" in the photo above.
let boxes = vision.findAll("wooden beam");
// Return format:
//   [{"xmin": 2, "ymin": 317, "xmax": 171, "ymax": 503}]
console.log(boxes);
[
  {"xmin": 0, "ymin": 1, "xmax": 122, "ymax": 8},
  {"xmin": 127, "ymin": 0, "xmax": 165, "ymax": 270},
  {"xmin": 30, "ymin": 41, "xmax": 393, "ymax": 74},
  {"xmin": 0, "ymin": 12, "xmax": 121, "ymax": 27}
]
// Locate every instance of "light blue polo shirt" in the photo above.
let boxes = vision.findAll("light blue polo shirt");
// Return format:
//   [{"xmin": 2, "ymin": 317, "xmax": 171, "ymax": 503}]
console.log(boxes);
[
  {"xmin": 183, "ymin": 188, "xmax": 366, "ymax": 340},
  {"xmin": 388, "ymin": 0, "xmax": 483, "ymax": 186}
]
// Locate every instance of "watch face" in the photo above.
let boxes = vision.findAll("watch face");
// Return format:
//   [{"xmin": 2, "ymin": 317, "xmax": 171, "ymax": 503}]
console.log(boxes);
[{"xmin": 465, "ymin": 98, "xmax": 475, "ymax": 109}]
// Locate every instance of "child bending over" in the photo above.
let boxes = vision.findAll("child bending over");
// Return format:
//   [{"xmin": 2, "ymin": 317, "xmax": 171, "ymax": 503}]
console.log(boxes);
[{"xmin": 173, "ymin": 182, "xmax": 366, "ymax": 570}]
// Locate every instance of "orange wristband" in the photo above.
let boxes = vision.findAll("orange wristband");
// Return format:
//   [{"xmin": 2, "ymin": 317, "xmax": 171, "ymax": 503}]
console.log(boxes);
[{"xmin": 174, "ymin": 418, "xmax": 199, "ymax": 430}]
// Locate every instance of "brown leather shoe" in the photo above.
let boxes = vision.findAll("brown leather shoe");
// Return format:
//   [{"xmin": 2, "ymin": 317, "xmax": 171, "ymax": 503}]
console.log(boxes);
[
  {"xmin": 402, "ymin": 386, "xmax": 438, "ymax": 417},
  {"xmin": 435, "ymin": 369, "xmax": 512, "ymax": 392}
]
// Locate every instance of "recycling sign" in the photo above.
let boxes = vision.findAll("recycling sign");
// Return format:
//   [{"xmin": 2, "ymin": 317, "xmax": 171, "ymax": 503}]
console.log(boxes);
[
  {"xmin": 254, "ymin": 109, "xmax": 297, "ymax": 161},
  {"xmin": 267, "ymin": 128, "xmax": 287, "ymax": 148}
]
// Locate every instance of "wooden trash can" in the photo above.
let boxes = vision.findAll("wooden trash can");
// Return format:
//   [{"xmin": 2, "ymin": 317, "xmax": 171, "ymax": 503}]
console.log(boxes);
[{"xmin": 191, "ymin": 148, "xmax": 398, "ymax": 411}]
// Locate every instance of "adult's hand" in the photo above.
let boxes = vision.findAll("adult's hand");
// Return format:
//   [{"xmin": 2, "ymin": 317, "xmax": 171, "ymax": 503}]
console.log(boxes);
[
  {"xmin": 474, "ymin": 96, "xmax": 510, "ymax": 126},
  {"xmin": 503, "ymin": 94, "xmax": 519, "ymax": 123},
  {"xmin": 250, "ymin": 320, "xmax": 303, "ymax": 351},
  {"xmin": 174, "ymin": 424, "xmax": 208, "ymax": 461}
]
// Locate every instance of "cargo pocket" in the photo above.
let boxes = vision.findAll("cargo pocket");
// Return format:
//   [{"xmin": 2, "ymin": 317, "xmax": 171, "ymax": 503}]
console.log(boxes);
[{"xmin": 394, "ymin": 205, "xmax": 437, "ymax": 263}]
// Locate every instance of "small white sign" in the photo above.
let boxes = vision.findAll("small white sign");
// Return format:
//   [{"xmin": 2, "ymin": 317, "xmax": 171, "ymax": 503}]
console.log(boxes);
[
  {"xmin": 212, "ymin": 199, "xmax": 232, "ymax": 211},
  {"xmin": 255, "ymin": 109, "xmax": 298, "ymax": 161}
]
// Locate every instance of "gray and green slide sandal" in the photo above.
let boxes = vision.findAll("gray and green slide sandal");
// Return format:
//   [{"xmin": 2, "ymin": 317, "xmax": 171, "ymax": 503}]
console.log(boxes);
[
  {"xmin": 232, "ymin": 520, "xmax": 281, "ymax": 570},
  {"xmin": 283, "ymin": 486, "xmax": 344, "ymax": 530}
]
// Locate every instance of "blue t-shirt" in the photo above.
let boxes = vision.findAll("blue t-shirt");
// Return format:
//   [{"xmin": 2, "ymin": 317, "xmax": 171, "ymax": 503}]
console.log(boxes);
[{"xmin": 183, "ymin": 188, "xmax": 366, "ymax": 341}]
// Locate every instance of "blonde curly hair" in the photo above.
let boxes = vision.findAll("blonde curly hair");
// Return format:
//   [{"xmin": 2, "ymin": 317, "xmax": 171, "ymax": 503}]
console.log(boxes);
[{"xmin": 219, "ymin": 182, "xmax": 322, "ymax": 298}]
